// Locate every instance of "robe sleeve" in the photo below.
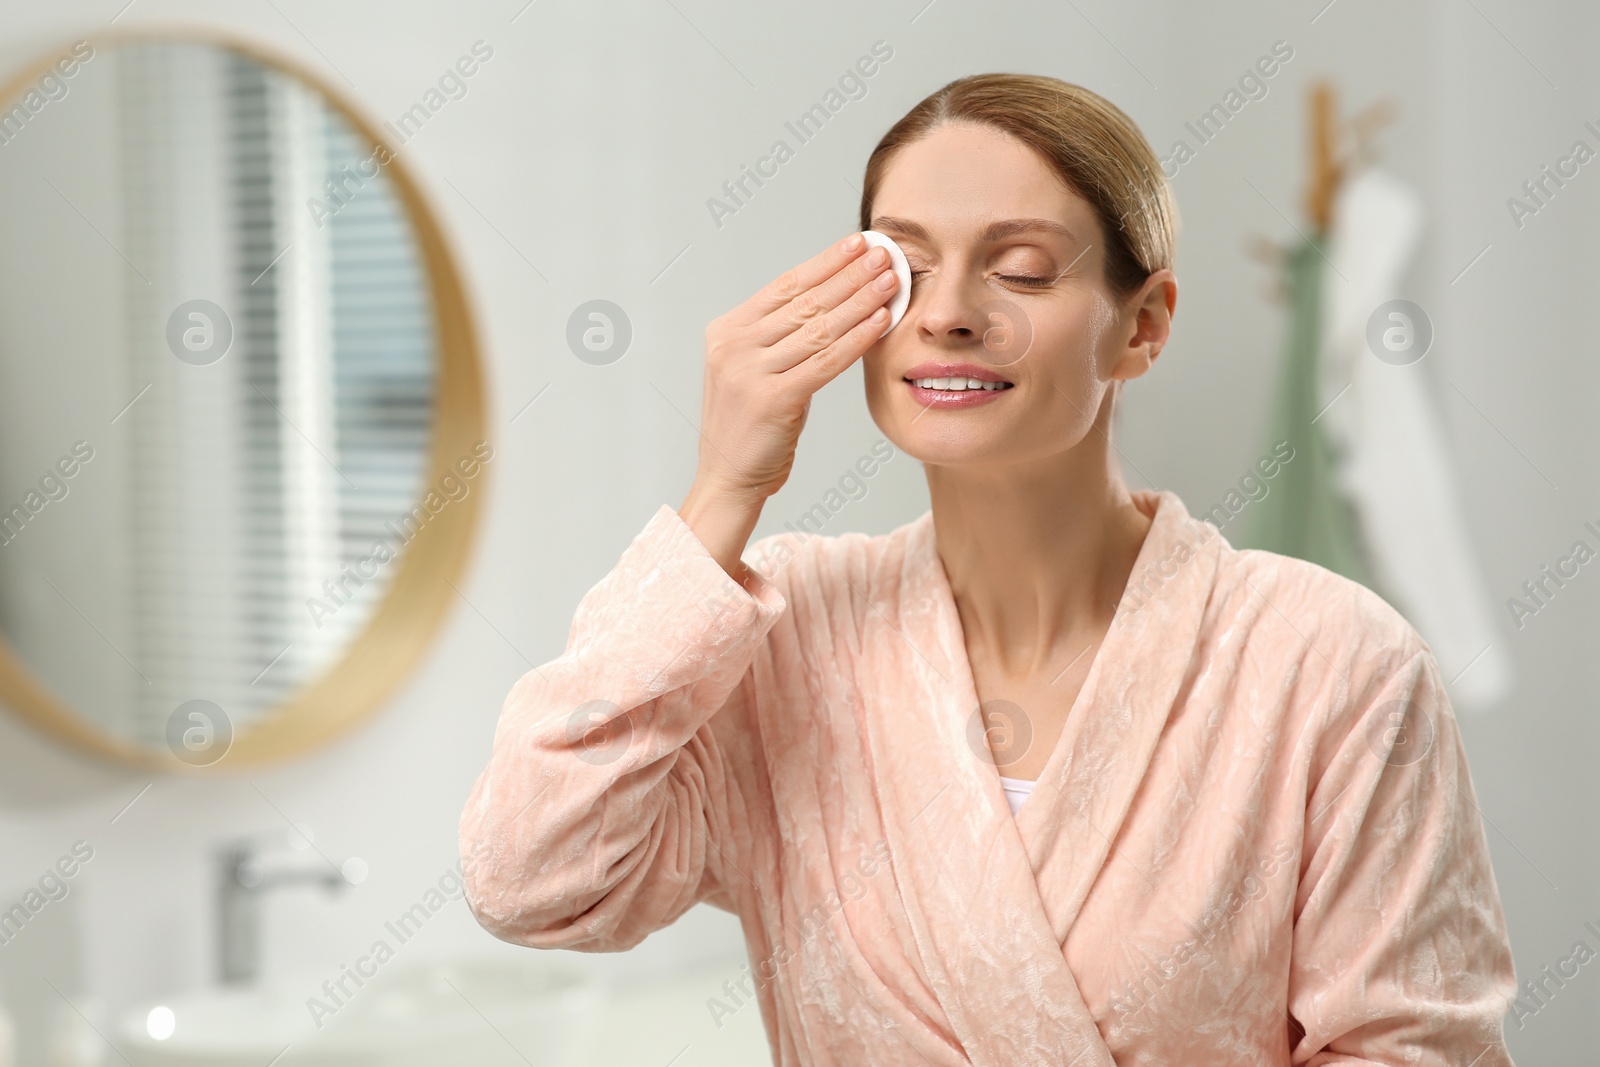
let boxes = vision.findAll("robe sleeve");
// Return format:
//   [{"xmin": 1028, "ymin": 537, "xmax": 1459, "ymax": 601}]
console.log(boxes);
[
  {"xmin": 1289, "ymin": 641, "xmax": 1518, "ymax": 1065},
  {"xmin": 458, "ymin": 503, "xmax": 788, "ymax": 952}
]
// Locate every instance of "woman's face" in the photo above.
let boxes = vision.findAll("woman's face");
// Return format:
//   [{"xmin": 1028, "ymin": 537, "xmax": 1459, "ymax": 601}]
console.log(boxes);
[{"xmin": 862, "ymin": 122, "xmax": 1174, "ymax": 469}]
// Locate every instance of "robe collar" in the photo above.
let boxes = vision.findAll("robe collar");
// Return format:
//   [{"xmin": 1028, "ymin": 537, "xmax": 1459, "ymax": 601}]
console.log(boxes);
[{"xmin": 863, "ymin": 488, "xmax": 1223, "ymax": 1065}]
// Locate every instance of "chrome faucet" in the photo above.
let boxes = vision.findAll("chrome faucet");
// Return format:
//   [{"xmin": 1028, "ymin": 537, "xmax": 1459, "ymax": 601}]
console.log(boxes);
[{"xmin": 216, "ymin": 832, "xmax": 351, "ymax": 984}]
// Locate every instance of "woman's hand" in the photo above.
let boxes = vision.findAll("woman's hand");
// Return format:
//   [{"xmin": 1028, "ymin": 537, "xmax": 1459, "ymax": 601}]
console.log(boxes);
[{"xmin": 679, "ymin": 232, "xmax": 900, "ymax": 583}]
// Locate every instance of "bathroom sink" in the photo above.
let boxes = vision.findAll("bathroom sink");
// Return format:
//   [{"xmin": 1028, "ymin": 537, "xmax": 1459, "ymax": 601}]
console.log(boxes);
[{"xmin": 115, "ymin": 957, "xmax": 603, "ymax": 1066}]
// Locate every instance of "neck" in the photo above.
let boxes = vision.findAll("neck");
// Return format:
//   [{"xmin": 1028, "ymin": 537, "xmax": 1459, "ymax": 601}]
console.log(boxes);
[{"xmin": 925, "ymin": 410, "xmax": 1153, "ymax": 677}]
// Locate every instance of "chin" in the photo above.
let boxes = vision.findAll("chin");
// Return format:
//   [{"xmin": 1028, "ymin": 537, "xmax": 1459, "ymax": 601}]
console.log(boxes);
[{"xmin": 869, "ymin": 401, "xmax": 1018, "ymax": 467}]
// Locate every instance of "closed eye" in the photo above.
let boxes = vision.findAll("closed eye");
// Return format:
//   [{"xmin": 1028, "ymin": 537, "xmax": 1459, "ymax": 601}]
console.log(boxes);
[{"xmin": 908, "ymin": 270, "xmax": 1055, "ymax": 289}]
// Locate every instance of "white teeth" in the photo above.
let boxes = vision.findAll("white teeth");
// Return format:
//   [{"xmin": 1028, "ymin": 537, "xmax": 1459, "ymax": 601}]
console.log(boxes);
[{"xmin": 910, "ymin": 377, "xmax": 1007, "ymax": 391}]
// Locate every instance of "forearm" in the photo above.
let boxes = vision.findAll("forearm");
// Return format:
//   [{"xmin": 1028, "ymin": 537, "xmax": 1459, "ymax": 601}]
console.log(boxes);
[{"xmin": 459, "ymin": 503, "xmax": 787, "ymax": 950}]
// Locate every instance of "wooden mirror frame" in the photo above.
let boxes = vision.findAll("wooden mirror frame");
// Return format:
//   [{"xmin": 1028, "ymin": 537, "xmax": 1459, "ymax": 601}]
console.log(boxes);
[{"xmin": 0, "ymin": 25, "xmax": 488, "ymax": 771}]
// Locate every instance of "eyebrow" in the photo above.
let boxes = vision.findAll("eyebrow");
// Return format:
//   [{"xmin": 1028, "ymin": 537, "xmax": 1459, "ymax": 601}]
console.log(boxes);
[{"xmin": 868, "ymin": 216, "xmax": 1079, "ymax": 245}]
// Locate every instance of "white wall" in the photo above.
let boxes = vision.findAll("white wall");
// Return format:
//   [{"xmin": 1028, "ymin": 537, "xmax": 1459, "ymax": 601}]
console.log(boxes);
[{"xmin": 0, "ymin": 0, "xmax": 1590, "ymax": 1063}]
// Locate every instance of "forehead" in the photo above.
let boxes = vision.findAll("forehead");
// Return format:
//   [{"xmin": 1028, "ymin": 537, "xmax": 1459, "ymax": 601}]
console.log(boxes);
[{"xmin": 870, "ymin": 122, "xmax": 1096, "ymax": 242}]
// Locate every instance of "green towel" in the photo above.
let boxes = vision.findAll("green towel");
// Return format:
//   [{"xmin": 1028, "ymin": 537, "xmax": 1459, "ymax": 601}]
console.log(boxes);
[{"xmin": 1235, "ymin": 234, "xmax": 1373, "ymax": 587}]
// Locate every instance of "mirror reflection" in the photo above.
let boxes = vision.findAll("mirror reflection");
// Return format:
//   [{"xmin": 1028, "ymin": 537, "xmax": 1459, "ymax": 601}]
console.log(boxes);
[{"xmin": 0, "ymin": 40, "xmax": 436, "ymax": 754}]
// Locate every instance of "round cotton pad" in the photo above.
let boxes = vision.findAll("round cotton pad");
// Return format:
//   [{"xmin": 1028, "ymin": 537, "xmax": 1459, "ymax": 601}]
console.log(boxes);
[{"xmin": 860, "ymin": 230, "xmax": 911, "ymax": 337}]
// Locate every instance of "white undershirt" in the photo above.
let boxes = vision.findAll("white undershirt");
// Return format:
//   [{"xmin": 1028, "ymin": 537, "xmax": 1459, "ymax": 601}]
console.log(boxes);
[{"xmin": 998, "ymin": 775, "xmax": 1035, "ymax": 816}]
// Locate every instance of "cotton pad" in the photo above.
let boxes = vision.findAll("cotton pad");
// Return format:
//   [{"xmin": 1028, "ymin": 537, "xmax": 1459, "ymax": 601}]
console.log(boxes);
[{"xmin": 860, "ymin": 230, "xmax": 911, "ymax": 337}]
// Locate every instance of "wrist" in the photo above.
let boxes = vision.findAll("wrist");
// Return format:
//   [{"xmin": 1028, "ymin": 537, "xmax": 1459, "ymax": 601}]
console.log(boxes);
[
  {"xmin": 680, "ymin": 478, "xmax": 763, "ymax": 526},
  {"xmin": 678, "ymin": 480, "xmax": 764, "ymax": 583}
]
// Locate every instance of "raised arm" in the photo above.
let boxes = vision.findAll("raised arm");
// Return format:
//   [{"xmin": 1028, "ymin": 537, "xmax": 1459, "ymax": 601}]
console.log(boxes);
[{"xmin": 460, "ymin": 230, "xmax": 901, "ymax": 952}]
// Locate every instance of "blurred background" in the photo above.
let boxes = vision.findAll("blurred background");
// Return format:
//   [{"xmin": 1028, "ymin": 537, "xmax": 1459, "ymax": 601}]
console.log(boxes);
[{"xmin": 0, "ymin": 0, "xmax": 1591, "ymax": 1063}]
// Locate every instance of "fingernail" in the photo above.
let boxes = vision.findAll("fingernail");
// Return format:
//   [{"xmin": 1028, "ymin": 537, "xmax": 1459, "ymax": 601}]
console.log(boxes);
[
  {"xmin": 844, "ymin": 233, "xmax": 864, "ymax": 251},
  {"xmin": 874, "ymin": 269, "xmax": 896, "ymax": 290},
  {"xmin": 867, "ymin": 247, "xmax": 888, "ymax": 267}
]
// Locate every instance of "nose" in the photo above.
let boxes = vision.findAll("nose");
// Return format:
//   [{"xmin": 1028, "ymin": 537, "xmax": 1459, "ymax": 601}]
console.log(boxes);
[
  {"xmin": 909, "ymin": 270, "xmax": 990, "ymax": 343},
  {"xmin": 911, "ymin": 275, "xmax": 1034, "ymax": 368}
]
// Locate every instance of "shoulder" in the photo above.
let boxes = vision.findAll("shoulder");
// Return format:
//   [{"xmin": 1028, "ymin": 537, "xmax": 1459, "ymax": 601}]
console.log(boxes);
[
  {"xmin": 1209, "ymin": 539, "xmax": 1435, "ymax": 723},
  {"xmin": 1137, "ymin": 486, "xmax": 1429, "ymax": 686},
  {"xmin": 1220, "ymin": 543, "xmax": 1426, "ymax": 654}
]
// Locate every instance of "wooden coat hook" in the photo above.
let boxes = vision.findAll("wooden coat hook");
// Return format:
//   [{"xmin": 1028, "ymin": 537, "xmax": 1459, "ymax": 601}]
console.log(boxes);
[
  {"xmin": 1247, "ymin": 80, "xmax": 1399, "ymax": 300},
  {"xmin": 1305, "ymin": 80, "xmax": 1398, "ymax": 233}
]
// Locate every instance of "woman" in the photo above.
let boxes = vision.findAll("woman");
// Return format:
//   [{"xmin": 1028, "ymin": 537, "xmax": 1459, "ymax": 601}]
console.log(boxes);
[{"xmin": 460, "ymin": 74, "xmax": 1517, "ymax": 1065}]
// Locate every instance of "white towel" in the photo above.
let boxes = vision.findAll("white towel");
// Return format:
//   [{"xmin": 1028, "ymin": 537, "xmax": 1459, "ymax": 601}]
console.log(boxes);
[{"xmin": 1315, "ymin": 167, "xmax": 1512, "ymax": 713}]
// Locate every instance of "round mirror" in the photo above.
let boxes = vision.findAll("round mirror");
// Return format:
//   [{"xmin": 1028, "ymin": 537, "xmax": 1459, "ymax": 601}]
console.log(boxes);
[{"xmin": 0, "ymin": 31, "xmax": 487, "ymax": 769}]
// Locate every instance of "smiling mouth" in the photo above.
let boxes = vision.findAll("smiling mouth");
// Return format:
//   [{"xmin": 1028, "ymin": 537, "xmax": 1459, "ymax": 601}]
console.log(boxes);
[{"xmin": 902, "ymin": 375, "xmax": 1014, "ymax": 392}]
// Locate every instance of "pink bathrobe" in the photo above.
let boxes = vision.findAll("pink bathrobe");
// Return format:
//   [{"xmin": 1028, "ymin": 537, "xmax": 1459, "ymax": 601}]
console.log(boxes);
[{"xmin": 459, "ymin": 488, "xmax": 1517, "ymax": 1065}]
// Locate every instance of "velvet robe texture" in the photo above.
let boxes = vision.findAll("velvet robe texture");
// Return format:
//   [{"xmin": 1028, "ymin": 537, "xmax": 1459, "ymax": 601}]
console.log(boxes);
[{"xmin": 459, "ymin": 488, "xmax": 1518, "ymax": 1066}]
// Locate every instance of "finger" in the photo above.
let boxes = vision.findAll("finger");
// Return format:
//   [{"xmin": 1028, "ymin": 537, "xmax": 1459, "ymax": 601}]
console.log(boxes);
[
  {"xmin": 749, "ymin": 241, "xmax": 894, "ymax": 348},
  {"xmin": 727, "ymin": 232, "xmax": 871, "ymax": 328},
  {"xmin": 768, "ymin": 260, "xmax": 898, "ymax": 373},
  {"xmin": 783, "ymin": 304, "xmax": 891, "ymax": 395}
]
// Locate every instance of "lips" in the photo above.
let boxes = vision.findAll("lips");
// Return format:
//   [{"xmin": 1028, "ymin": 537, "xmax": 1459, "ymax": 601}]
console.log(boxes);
[
  {"xmin": 901, "ymin": 361, "xmax": 1015, "ymax": 410},
  {"xmin": 901, "ymin": 362, "xmax": 1012, "ymax": 385}
]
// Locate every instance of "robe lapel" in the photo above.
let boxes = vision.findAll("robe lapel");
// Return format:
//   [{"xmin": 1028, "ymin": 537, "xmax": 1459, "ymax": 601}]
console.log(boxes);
[
  {"xmin": 1017, "ymin": 490, "xmax": 1223, "ymax": 945},
  {"xmin": 861, "ymin": 490, "xmax": 1221, "ymax": 1066}
]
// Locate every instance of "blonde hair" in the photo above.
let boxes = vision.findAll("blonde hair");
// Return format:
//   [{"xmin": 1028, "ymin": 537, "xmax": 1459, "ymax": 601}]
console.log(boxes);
[{"xmin": 859, "ymin": 73, "xmax": 1177, "ymax": 300}]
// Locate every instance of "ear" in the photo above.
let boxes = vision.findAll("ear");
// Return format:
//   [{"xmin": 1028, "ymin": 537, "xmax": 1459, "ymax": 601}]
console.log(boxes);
[{"xmin": 1109, "ymin": 268, "xmax": 1177, "ymax": 381}]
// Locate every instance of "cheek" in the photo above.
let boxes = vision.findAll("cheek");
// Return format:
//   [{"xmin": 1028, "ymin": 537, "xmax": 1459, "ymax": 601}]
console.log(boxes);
[
  {"xmin": 1035, "ymin": 297, "xmax": 1110, "ymax": 385},
  {"xmin": 862, "ymin": 347, "xmax": 891, "ymax": 396},
  {"xmin": 861, "ymin": 348, "xmax": 897, "ymax": 418},
  {"xmin": 1028, "ymin": 296, "xmax": 1118, "ymax": 433},
  {"xmin": 1085, "ymin": 290, "xmax": 1120, "ymax": 351}
]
